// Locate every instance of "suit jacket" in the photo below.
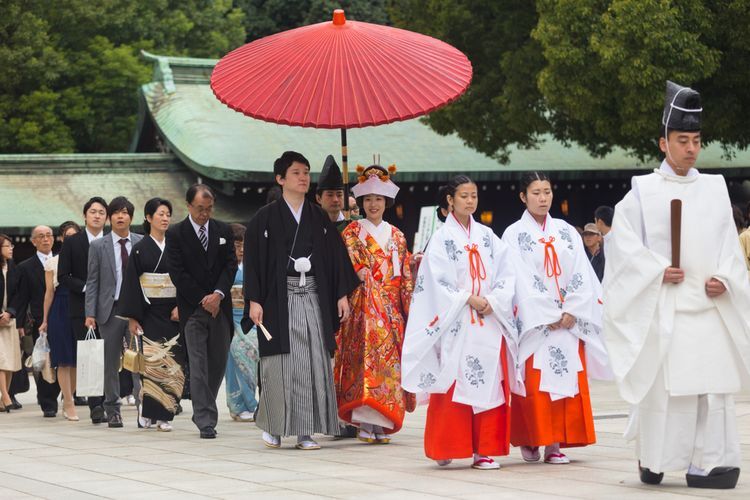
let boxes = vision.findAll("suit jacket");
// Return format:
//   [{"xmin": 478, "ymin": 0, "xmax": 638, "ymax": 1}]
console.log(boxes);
[
  {"xmin": 57, "ymin": 231, "xmax": 92, "ymax": 318},
  {"xmin": 0, "ymin": 260, "xmax": 19, "ymax": 314},
  {"xmin": 85, "ymin": 233, "xmax": 143, "ymax": 324},
  {"xmin": 166, "ymin": 217, "xmax": 236, "ymax": 333},
  {"xmin": 8, "ymin": 254, "xmax": 47, "ymax": 323}
]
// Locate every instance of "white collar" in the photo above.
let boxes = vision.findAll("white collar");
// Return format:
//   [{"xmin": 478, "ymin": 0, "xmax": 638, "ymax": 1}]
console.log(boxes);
[
  {"xmin": 111, "ymin": 231, "xmax": 131, "ymax": 244},
  {"xmin": 359, "ymin": 219, "xmax": 392, "ymax": 250},
  {"xmin": 85, "ymin": 228, "xmax": 103, "ymax": 243},
  {"xmin": 659, "ymin": 159, "xmax": 699, "ymax": 178},
  {"xmin": 521, "ymin": 210, "xmax": 551, "ymax": 234},
  {"xmin": 336, "ymin": 211, "xmax": 345, "ymax": 222},
  {"xmin": 36, "ymin": 251, "xmax": 51, "ymax": 265},
  {"xmin": 445, "ymin": 213, "xmax": 475, "ymax": 240},
  {"xmin": 188, "ymin": 214, "xmax": 208, "ymax": 231},
  {"xmin": 284, "ymin": 199, "xmax": 304, "ymax": 223},
  {"xmin": 150, "ymin": 235, "xmax": 165, "ymax": 251}
]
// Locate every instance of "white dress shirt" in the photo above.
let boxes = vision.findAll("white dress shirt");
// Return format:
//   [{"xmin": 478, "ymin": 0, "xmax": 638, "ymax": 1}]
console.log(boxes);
[
  {"xmin": 189, "ymin": 214, "xmax": 208, "ymax": 241},
  {"xmin": 36, "ymin": 251, "xmax": 51, "ymax": 267},
  {"xmin": 187, "ymin": 216, "xmax": 224, "ymax": 299},
  {"xmin": 85, "ymin": 228, "xmax": 104, "ymax": 243}
]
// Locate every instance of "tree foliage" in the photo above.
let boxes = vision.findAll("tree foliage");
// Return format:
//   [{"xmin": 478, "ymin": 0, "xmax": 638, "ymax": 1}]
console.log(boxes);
[
  {"xmin": 0, "ymin": 0, "xmax": 245, "ymax": 153},
  {"xmin": 389, "ymin": 0, "xmax": 750, "ymax": 161},
  {"xmin": 236, "ymin": 0, "xmax": 389, "ymax": 41}
]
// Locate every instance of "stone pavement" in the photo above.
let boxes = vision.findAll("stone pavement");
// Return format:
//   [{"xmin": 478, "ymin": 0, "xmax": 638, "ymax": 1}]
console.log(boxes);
[{"xmin": 1, "ymin": 380, "xmax": 748, "ymax": 499}]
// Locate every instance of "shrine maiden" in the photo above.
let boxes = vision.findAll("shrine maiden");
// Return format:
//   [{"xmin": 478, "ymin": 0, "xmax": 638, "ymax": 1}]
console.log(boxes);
[{"xmin": 502, "ymin": 172, "xmax": 610, "ymax": 465}]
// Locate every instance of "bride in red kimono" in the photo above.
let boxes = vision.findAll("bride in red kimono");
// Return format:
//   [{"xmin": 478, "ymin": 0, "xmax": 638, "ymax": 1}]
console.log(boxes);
[{"xmin": 335, "ymin": 162, "xmax": 415, "ymax": 444}]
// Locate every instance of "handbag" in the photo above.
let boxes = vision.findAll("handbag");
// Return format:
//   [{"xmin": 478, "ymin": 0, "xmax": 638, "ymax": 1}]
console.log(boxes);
[{"xmin": 121, "ymin": 334, "xmax": 145, "ymax": 375}]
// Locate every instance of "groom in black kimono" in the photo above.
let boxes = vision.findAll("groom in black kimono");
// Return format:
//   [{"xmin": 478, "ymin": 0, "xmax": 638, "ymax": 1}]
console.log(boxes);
[{"xmin": 243, "ymin": 151, "xmax": 358, "ymax": 450}]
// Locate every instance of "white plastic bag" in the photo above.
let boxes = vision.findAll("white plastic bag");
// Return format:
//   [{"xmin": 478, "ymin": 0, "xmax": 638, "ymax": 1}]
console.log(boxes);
[
  {"xmin": 76, "ymin": 327, "xmax": 104, "ymax": 396},
  {"xmin": 31, "ymin": 334, "xmax": 50, "ymax": 372}
]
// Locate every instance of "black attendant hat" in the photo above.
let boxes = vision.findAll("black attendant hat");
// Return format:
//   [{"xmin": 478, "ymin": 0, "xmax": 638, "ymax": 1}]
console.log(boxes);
[
  {"xmin": 317, "ymin": 154, "xmax": 344, "ymax": 192},
  {"xmin": 662, "ymin": 80, "xmax": 702, "ymax": 132}
]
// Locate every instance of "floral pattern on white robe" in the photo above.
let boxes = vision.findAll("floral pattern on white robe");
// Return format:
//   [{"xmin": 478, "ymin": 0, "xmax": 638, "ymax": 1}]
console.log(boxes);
[
  {"xmin": 503, "ymin": 210, "xmax": 611, "ymax": 400},
  {"xmin": 401, "ymin": 215, "xmax": 552, "ymax": 413}
]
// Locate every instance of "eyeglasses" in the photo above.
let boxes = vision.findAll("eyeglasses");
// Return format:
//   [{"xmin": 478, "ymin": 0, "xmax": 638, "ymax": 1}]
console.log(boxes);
[{"xmin": 34, "ymin": 234, "xmax": 54, "ymax": 240}]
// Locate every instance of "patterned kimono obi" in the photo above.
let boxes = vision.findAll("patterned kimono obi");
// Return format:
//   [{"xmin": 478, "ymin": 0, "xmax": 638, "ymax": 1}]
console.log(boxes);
[
  {"xmin": 502, "ymin": 210, "xmax": 611, "ymax": 400},
  {"xmin": 230, "ymin": 284, "xmax": 244, "ymax": 311},
  {"xmin": 139, "ymin": 273, "xmax": 176, "ymax": 301},
  {"xmin": 402, "ymin": 215, "xmax": 546, "ymax": 413}
]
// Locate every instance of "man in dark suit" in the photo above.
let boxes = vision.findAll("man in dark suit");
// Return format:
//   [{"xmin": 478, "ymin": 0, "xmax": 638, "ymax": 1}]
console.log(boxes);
[
  {"xmin": 85, "ymin": 197, "xmax": 142, "ymax": 428},
  {"xmin": 166, "ymin": 184, "xmax": 236, "ymax": 438},
  {"xmin": 9, "ymin": 226, "xmax": 60, "ymax": 416},
  {"xmin": 57, "ymin": 197, "xmax": 108, "ymax": 423}
]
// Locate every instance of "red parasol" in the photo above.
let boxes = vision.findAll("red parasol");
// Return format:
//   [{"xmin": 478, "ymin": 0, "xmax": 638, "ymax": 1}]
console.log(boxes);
[{"xmin": 210, "ymin": 9, "xmax": 472, "ymax": 206}]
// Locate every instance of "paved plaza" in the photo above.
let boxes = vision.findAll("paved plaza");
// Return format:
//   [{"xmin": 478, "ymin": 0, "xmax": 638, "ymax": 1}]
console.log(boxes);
[{"xmin": 1, "ymin": 380, "xmax": 748, "ymax": 499}]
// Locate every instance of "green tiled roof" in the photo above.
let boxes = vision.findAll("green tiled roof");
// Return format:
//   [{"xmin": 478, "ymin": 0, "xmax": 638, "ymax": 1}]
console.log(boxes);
[
  {"xmin": 134, "ymin": 53, "xmax": 750, "ymax": 183},
  {"xmin": 0, "ymin": 153, "xmax": 249, "ymax": 233}
]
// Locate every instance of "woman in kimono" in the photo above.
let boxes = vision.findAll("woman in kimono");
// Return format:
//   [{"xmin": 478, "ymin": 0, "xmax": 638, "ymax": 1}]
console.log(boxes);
[
  {"xmin": 225, "ymin": 223, "xmax": 259, "ymax": 422},
  {"xmin": 335, "ymin": 163, "xmax": 414, "ymax": 444},
  {"xmin": 502, "ymin": 172, "xmax": 610, "ymax": 464},
  {"xmin": 118, "ymin": 198, "xmax": 184, "ymax": 432},
  {"xmin": 401, "ymin": 175, "xmax": 556, "ymax": 470}
]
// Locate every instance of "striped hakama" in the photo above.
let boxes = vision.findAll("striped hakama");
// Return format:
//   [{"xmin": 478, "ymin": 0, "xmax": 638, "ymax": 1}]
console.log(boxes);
[{"xmin": 255, "ymin": 277, "xmax": 339, "ymax": 437}]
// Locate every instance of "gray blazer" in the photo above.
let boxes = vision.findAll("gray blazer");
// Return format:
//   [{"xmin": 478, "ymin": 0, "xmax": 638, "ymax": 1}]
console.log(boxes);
[{"xmin": 85, "ymin": 233, "xmax": 143, "ymax": 324}]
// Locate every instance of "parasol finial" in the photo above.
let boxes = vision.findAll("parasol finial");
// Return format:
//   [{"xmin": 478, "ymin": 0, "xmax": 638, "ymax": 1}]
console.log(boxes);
[{"xmin": 332, "ymin": 9, "xmax": 346, "ymax": 26}]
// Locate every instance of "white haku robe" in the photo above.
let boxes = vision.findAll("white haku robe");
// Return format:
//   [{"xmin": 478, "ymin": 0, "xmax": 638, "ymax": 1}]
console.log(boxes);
[
  {"xmin": 503, "ymin": 211, "xmax": 611, "ymax": 401},
  {"xmin": 603, "ymin": 162, "xmax": 750, "ymax": 472},
  {"xmin": 401, "ymin": 215, "xmax": 552, "ymax": 413}
]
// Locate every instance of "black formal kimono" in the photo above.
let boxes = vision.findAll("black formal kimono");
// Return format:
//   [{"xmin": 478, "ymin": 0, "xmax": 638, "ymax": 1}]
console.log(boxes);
[
  {"xmin": 243, "ymin": 199, "xmax": 358, "ymax": 437},
  {"xmin": 118, "ymin": 236, "xmax": 184, "ymax": 422}
]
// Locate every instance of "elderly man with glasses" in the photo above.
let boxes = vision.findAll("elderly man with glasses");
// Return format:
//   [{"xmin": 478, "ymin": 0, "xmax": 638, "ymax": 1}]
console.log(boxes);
[{"xmin": 8, "ymin": 226, "xmax": 61, "ymax": 416}]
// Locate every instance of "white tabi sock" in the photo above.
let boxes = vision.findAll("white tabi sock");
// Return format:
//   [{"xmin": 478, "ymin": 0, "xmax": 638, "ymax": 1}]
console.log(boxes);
[{"xmin": 688, "ymin": 464, "xmax": 709, "ymax": 476}]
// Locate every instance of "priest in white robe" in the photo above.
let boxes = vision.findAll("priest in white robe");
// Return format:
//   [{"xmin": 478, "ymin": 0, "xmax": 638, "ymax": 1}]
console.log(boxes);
[{"xmin": 603, "ymin": 80, "xmax": 750, "ymax": 490}]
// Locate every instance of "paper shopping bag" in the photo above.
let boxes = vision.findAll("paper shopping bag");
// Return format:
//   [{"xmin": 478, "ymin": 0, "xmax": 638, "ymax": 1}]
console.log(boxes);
[{"xmin": 76, "ymin": 327, "xmax": 103, "ymax": 396}]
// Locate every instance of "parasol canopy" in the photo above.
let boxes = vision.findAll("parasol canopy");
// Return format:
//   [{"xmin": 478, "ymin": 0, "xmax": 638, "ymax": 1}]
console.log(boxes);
[{"xmin": 210, "ymin": 10, "xmax": 472, "ymax": 129}]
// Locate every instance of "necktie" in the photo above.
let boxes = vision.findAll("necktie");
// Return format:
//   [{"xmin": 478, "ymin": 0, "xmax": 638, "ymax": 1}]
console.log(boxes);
[
  {"xmin": 198, "ymin": 225, "xmax": 208, "ymax": 251},
  {"xmin": 119, "ymin": 238, "xmax": 129, "ymax": 273}
]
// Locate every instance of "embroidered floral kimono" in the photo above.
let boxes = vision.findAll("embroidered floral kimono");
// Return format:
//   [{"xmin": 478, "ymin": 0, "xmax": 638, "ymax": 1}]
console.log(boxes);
[
  {"xmin": 335, "ymin": 219, "xmax": 414, "ymax": 433},
  {"xmin": 502, "ymin": 210, "xmax": 611, "ymax": 447},
  {"xmin": 402, "ymin": 215, "xmax": 525, "ymax": 412},
  {"xmin": 402, "ymin": 214, "xmax": 558, "ymax": 459}
]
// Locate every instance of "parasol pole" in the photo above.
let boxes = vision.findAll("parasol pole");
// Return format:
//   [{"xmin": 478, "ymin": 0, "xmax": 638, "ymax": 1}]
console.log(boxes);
[{"xmin": 341, "ymin": 127, "xmax": 350, "ymax": 212}]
